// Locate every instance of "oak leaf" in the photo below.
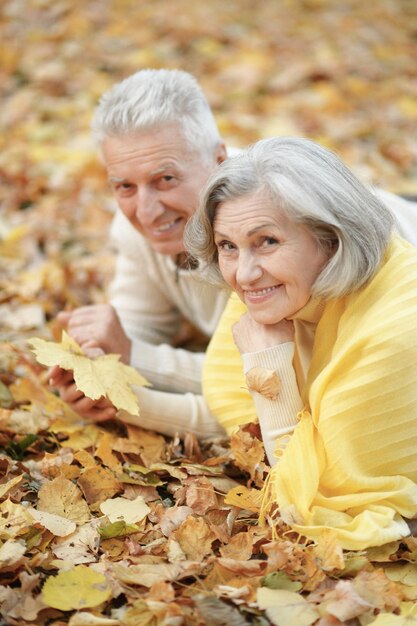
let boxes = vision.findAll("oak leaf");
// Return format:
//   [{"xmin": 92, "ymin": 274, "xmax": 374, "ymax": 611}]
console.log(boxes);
[{"xmin": 29, "ymin": 331, "xmax": 150, "ymax": 416}]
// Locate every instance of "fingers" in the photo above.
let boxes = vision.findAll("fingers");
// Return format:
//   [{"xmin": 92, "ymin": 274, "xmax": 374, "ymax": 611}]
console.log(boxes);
[
  {"xmin": 81, "ymin": 340, "xmax": 105, "ymax": 359},
  {"xmin": 47, "ymin": 353, "xmax": 117, "ymax": 423},
  {"xmin": 68, "ymin": 395, "xmax": 117, "ymax": 422},
  {"xmin": 54, "ymin": 379, "xmax": 117, "ymax": 422},
  {"xmin": 48, "ymin": 367, "xmax": 74, "ymax": 387},
  {"xmin": 56, "ymin": 311, "xmax": 72, "ymax": 327}
]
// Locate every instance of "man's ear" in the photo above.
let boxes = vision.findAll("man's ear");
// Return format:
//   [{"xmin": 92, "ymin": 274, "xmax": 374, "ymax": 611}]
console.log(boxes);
[{"xmin": 215, "ymin": 142, "xmax": 227, "ymax": 164}]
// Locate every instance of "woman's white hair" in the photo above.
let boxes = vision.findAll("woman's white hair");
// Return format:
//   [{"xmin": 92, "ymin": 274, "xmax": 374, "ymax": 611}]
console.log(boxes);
[
  {"xmin": 185, "ymin": 136, "xmax": 395, "ymax": 299},
  {"xmin": 91, "ymin": 69, "xmax": 222, "ymax": 162}
]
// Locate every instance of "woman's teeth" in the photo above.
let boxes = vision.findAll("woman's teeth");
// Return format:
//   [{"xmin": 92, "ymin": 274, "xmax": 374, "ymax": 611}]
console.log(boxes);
[{"xmin": 245, "ymin": 286, "xmax": 278, "ymax": 296}]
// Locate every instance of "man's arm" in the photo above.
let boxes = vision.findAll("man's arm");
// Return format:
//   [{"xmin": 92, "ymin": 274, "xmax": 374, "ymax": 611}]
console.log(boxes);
[
  {"xmin": 106, "ymin": 211, "xmax": 224, "ymax": 393},
  {"xmin": 49, "ymin": 365, "xmax": 226, "ymax": 439}
]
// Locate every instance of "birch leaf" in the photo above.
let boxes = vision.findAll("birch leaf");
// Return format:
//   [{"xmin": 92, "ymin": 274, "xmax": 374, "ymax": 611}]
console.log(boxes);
[
  {"xmin": 42, "ymin": 565, "xmax": 111, "ymax": 611},
  {"xmin": 99, "ymin": 495, "xmax": 150, "ymax": 524},
  {"xmin": 29, "ymin": 331, "xmax": 150, "ymax": 415},
  {"xmin": 37, "ymin": 476, "xmax": 90, "ymax": 524}
]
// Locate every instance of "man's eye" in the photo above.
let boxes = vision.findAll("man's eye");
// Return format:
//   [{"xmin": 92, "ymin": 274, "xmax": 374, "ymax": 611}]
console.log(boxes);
[{"xmin": 112, "ymin": 183, "xmax": 136, "ymax": 198}]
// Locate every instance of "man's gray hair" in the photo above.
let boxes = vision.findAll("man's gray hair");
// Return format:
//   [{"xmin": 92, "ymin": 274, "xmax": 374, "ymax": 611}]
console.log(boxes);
[
  {"xmin": 91, "ymin": 69, "xmax": 222, "ymax": 160},
  {"xmin": 185, "ymin": 136, "xmax": 395, "ymax": 299}
]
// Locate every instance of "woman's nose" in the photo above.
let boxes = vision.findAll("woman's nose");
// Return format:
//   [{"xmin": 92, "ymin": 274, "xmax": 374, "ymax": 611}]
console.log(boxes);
[{"xmin": 236, "ymin": 252, "xmax": 263, "ymax": 285}]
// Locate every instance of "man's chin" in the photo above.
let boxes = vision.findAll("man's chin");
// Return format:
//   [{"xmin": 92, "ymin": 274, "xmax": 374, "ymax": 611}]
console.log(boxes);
[{"xmin": 149, "ymin": 239, "xmax": 184, "ymax": 257}]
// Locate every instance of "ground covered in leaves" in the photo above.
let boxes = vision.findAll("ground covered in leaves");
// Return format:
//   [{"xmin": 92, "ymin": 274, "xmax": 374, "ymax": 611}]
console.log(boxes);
[{"xmin": 1, "ymin": 1, "xmax": 417, "ymax": 624}]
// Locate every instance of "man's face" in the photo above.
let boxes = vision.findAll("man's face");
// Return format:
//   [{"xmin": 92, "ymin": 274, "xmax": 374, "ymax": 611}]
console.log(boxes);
[{"xmin": 102, "ymin": 125, "xmax": 221, "ymax": 256}]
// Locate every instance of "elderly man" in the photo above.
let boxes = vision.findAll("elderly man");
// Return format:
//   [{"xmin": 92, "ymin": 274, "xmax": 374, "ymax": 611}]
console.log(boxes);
[
  {"xmin": 51, "ymin": 69, "xmax": 230, "ymax": 436},
  {"xmin": 51, "ymin": 68, "xmax": 417, "ymax": 438}
]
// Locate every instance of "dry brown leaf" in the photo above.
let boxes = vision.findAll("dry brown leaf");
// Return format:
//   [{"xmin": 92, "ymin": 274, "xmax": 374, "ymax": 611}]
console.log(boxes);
[
  {"xmin": 320, "ymin": 579, "xmax": 372, "ymax": 621},
  {"xmin": 219, "ymin": 531, "xmax": 254, "ymax": 560},
  {"xmin": 230, "ymin": 428, "xmax": 267, "ymax": 487},
  {"xmin": 185, "ymin": 476, "xmax": 219, "ymax": 515},
  {"xmin": 94, "ymin": 433, "xmax": 122, "ymax": 471},
  {"xmin": 173, "ymin": 516, "xmax": 216, "ymax": 561},
  {"xmin": 37, "ymin": 476, "xmax": 90, "ymax": 524},
  {"xmin": 77, "ymin": 465, "xmax": 122, "ymax": 505},
  {"xmin": 217, "ymin": 557, "xmax": 267, "ymax": 577},
  {"xmin": 246, "ymin": 366, "xmax": 281, "ymax": 400}
]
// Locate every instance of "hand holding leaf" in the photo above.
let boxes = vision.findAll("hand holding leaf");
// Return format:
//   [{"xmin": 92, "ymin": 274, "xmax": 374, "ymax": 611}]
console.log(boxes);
[{"xmin": 29, "ymin": 331, "xmax": 149, "ymax": 416}]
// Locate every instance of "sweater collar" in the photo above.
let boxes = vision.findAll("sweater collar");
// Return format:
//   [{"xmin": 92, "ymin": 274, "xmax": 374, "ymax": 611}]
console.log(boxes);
[{"xmin": 288, "ymin": 297, "xmax": 325, "ymax": 324}]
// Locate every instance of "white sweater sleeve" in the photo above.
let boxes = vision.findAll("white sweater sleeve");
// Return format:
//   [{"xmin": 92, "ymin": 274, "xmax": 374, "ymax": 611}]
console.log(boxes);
[
  {"xmin": 108, "ymin": 213, "xmax": 206, "ymax": 394},
  {"xmin": 242, "ymin": 343, "xmax": 303, "ymax": 465},
  {"xmin": 117, "ymin": 386, "xmax": 226, "ymax": 440}
]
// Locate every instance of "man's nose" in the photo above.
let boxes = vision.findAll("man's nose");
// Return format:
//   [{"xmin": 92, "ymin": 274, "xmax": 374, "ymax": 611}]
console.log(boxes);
[
  {"xmin": 236, "ymin": 252, "xmax": 263, "ymax": 285},
  {"xmin": 135, "ymin": 187, "xmax": 164, "ymax": 224}
]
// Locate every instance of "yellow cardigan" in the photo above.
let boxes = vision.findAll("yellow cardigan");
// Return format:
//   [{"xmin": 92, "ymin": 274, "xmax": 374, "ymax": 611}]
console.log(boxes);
[{"xmin": 203, "ymin": 236, "xmax": 417, "ymax": 549}]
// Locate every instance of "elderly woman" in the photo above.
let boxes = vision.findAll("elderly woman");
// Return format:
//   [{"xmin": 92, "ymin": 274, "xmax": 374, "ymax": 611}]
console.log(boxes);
[{"xmin": 185, "ymin": 136, "xmax": 417, "ymax": 550}]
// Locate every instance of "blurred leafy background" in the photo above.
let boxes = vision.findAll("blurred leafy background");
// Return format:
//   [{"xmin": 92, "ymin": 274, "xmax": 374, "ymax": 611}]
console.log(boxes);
[
  {"xmin": 1, "ymin": 3, "xmax": 417, "ymax": 623},
  {"xmin": 2, "ymin": 0, "xmax": 417, "ymax": 227}
]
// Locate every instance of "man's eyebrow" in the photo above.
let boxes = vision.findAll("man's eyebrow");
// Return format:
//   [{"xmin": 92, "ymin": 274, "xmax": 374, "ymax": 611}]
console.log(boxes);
[
  {"xmin": 108, "ymin": 176, "xmax": 127, "ymax": 183},
  {"xmin": 149, "ymin": 162, "xmax": 178, "ymax": 176}
]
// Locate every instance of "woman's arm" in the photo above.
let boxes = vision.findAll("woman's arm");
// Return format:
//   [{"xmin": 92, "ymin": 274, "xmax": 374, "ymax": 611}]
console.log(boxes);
[{"xmin": 232, "ymin": 313, "xmax": 303, "ymax": 464}]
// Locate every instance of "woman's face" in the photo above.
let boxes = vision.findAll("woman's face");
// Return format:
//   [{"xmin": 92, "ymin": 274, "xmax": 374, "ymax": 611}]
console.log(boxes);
[{"xmin": 213, "ymin": 192, "xmax": 329, "ymax": 325}]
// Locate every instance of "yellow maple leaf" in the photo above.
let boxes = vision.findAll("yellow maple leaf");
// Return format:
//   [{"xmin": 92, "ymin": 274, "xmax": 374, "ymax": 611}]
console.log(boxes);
[
  {"xmin": 29, "ymin": 331, "xmax": 150, "ymax": 416},
  {"xmin": 42, "ymin": 565, "xmax": 111, "ymax": 611}
]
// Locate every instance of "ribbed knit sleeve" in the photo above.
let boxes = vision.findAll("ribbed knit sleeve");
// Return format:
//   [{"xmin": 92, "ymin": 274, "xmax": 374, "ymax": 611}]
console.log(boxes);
[
  {"xmin": 118, "ymin": 386, "xmax": 226, "ymax": 439},
  {"xmin": 242, "ymin": 343, "xmax": 303, "ymax": 464}
]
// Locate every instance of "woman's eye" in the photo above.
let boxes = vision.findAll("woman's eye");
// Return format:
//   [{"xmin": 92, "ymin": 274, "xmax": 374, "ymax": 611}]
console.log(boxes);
[
  {"xmin": 260, "ymin": 237, "xmax": 278, "ymax": 248},
  {"xmin": 217, "ymin": 240, "xmax": 236, "ymax": 252}
]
